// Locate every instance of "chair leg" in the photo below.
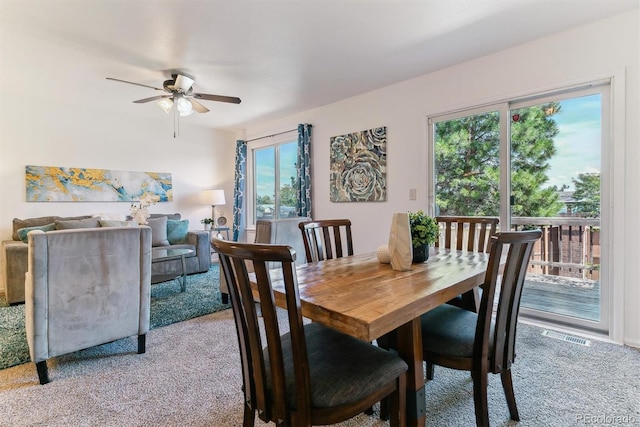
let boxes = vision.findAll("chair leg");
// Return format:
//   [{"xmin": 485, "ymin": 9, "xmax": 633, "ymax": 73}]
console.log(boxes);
[
  {"xmin": 426, "ymin": 362, "xmax": 435, "ymax": 380},
  {"xmin": 472, "ymin": 370, "xmax": 490, "ymax": 427},
  {"xmin": 243, "ymin": 400, "xmax": 255, "ymax": 427},
  {"xmin": 36, "ymin": 360, "xmax": 50, "ymax": 385},
  {"xmin": 138, "ymin": 334, "xmax": 146, "ymax": 354},
  {"xmin": 460, "ymin": 288, "xmax": 480, "ymax": 313},
  {"xmin": 379, "ymin": 397, "xmax": 389, "ymax": 421},
  {"xmin": 500, "ymin": 369, "xmax": 520, "ymax": 421}
]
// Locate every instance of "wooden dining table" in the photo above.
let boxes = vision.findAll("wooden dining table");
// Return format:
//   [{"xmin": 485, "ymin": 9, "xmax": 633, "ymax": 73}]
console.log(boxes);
[{"xmin": 259, "ymin": 247, "xmax": 492, "ymax": 427}]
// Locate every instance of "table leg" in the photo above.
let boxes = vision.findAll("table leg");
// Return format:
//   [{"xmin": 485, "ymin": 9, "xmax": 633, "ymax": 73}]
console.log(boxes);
[
  {"xmin": 396, "ymin": 317, "xmax": 426, "ymax": 427},
  {"xmin": 180, "ymin": 255, "xmax": 187, "ymax": 292}
]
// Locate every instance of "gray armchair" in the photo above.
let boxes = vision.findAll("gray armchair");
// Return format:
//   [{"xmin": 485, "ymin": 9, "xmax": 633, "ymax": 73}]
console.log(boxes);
[
  {"xmin": 218, "ymin": 217, "xmax": 310, "ymax": 304},
  {"xmin": 25, "ymin": 226, "xmax": 152, "ymax": 384}
]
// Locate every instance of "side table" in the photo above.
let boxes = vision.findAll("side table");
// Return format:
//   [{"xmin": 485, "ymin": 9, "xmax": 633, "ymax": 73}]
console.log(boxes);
[
  {"xmin": 211, "ymin": 227, "xmax": 230, "ymax": 240},
  {"xmin": 208, "ymin": 227, "xmax": 231, "ymax": 264}
]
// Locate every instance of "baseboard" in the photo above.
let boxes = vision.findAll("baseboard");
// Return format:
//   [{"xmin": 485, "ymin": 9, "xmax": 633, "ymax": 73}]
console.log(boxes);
[{"xmin": 623, "ymin": 337, "xmax": 640, "ymax": 349}]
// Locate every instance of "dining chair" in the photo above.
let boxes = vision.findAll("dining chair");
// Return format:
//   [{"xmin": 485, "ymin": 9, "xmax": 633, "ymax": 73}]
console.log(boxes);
[
  {"xmin": 435, "ymin": 216, "xmax": 500, "ymax": 313},
  {"xmin": 298, "ymin": 219, "xmax": 354, "ymax": 263},
  {"xmin": 379, "ymin": 230, "xmax": 541, "ymax": 427},
  {"xmin": 212, "ymin": 237, "xmax": 408, "ymax": 427},
  {"xmin": 297, "ymin": 218, "xmax": 376, "ymax": 416}
]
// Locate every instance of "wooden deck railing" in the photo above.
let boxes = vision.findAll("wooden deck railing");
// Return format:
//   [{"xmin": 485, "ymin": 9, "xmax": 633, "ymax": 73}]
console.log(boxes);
[{"xmin": 511, "ymin": 217, "xmax": 600, "ymax": 280}]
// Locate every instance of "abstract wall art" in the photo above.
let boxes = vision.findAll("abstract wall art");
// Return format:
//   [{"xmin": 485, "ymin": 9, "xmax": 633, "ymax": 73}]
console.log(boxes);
[
  {"xmin": 330, "ymin": 126, "xmax": 387, "ymax": 202},
  {"xmin": 25, "ymin": 165, "xmax": 173, "ymax": 202}
]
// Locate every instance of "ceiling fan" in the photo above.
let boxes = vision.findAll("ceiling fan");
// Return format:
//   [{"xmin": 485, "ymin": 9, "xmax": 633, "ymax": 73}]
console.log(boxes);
[{"xmin": 106, "ymin": 73, "xmax": 241, "ymax": 116}]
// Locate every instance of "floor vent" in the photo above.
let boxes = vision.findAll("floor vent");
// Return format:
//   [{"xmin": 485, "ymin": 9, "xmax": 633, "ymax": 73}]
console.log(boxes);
[{"xmin": 542, "ymin": 330, "xmax": 591, "ymax": 346}]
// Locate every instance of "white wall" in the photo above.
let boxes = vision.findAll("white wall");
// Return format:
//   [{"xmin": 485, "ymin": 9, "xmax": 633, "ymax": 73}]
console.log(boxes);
[
  {"xmin": 241, "ymin": 11, "xmax": 640, "ymax": 346},
  {"xmin": 0, "ymin": 53, "xmax": 237, "ymax": 242},
  {"xmin": 0, "ymin": 17, "xmax": 238, "ymax": 241},
  {"xmin": 0, "ymin": 105, "xmax": 236, "ymax": 233}
]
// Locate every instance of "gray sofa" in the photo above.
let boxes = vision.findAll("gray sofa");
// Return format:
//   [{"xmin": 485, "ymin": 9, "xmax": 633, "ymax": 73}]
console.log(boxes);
[
  {"xmin": 2, "ymin": 213, "xmax": 210, "ymax": 304},
  {"xmin": 219, "ymin": 217, "xmax": 310, "ymax": 304},
  {"xmin": 143, "ymin": 214, "xmax": 211, "ymax": 284}
]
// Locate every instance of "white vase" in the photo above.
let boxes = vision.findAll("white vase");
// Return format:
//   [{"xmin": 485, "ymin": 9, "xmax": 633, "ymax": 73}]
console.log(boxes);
[{"xmin": 388, "ymin": 212, "xmax": 413, "ymax": 271}]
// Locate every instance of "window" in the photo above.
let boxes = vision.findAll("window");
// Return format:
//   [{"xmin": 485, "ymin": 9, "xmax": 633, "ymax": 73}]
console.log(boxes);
[{"xmin": 247, "ymin": 131, "xmax": 298, "ymax": 225}]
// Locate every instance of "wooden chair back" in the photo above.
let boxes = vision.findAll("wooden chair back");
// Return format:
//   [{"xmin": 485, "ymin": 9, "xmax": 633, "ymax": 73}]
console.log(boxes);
[
  {"xmin": 213, "ymin": 237, "xmax": 310, "ymax": 425},
  {"xmin": 298, "ymin": 219, "xmax": 354, "ymax": 263},
  {"xmin": 435, "ymin": 216, "xmax": 499, "ymax": 312},
  {"xmin": 478, "ymin": 230, "xmax": 542, "ymax": 373},
  {"xmin": 435, "ymin": 216, "xmax": 499, "ymax": 253}
]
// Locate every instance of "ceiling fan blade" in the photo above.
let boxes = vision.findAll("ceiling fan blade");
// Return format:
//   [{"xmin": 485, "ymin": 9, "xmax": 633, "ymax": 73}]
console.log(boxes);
[
  {"xmin": 106, "ymin": 77, "xmax": 165, "ymax": 91},
  {"xmin": 190, "ymin": 99, "xmax": 209, "ymax": 113},
  {"xmin": 133, "ymin": 95, "xmax": 171, "ymax": 103},
  {"xmin": 193, "ymin": 93, "xmax": 241, "ymax": 104},
  {"xmin": 174, "ymin": 74, "xmax": 195, "ymax": 93}
]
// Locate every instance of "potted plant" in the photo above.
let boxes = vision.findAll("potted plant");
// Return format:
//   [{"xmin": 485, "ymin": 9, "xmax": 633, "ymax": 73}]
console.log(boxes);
[
  {"xmin": 408, "ymin": 210, "xmax": 439, "ymax": 263},
  {"xmin": 201, "ymin": 218, "xmax": 213, "ymax": 230}
]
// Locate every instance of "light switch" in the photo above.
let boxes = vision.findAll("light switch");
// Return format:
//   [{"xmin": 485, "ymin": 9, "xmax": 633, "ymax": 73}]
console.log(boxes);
[{"xmin": 409, "ymin": 189, "xmax": 417, "ymax": 200}]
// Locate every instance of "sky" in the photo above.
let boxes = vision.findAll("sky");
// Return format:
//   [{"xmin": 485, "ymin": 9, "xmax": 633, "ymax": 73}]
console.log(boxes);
[
  {"xmin": 255, "ymin": 141, "xmax": 297, "ymax": 200},
  {"xmin": 543, "ymin": 93, "xmax": 601, "ymax": 190}
]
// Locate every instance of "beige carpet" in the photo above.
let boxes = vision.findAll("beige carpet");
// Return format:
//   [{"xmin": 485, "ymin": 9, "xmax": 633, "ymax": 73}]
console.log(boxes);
[
  {"xmin": 1, "ymin": 308, "xmax": 639, "ymax": 426},
  {"xmin": 0, "ymin": 309, "xmax": 388, "ymax": 427}
]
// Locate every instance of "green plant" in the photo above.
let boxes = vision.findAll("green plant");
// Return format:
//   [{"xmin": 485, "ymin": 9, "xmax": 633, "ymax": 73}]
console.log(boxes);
[
  {"xmin": 201, "ymin": 218, "xmax": 214, "ymax": 225},
  {"xmin": 408, "ymin": 210, "xmax": 439, "ymax": 247}
]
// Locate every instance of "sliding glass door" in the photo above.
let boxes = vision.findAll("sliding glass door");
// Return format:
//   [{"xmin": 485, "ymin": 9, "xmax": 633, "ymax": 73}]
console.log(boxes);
[{"xmin": 428, "ymin": 84, "xmax": 609, "ymax": 333}]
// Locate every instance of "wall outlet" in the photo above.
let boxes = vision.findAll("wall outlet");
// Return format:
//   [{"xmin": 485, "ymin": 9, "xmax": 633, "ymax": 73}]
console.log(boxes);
[{"xmin": 409, "ymin": 189, "xmax": 417, "ymax": 200}]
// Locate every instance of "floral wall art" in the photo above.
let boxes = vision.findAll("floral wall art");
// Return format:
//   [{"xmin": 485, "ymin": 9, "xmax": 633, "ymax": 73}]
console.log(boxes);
[
  {"xmin": 330, "ymin": 126, "xmax": 386, "ymax": 202},
  {"xmin": 25, "ymin": 165, "xmax": 173, "ymax": 202}
]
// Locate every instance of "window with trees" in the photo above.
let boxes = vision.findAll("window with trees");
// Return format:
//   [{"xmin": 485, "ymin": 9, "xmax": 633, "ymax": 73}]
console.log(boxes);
[
  {"xmin": 249, "ymin": 135, "xmax": 297, "ymax": 224},
  {"xmin": 432, "ymin": 94, "xmax": 602, "ymax": 221}
]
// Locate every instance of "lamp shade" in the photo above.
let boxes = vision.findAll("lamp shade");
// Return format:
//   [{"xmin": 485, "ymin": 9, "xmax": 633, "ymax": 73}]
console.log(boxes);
[
  {"xmin": 208, "ymin": 189, "xmax": 226, "ymax": 206},
  {"xmin": 157, "ymin": 98, "xmax": 173, "ymax": 114},
  {"xmin": 175, "ymin": 94, "xmax": 193, "ymax": 116}
]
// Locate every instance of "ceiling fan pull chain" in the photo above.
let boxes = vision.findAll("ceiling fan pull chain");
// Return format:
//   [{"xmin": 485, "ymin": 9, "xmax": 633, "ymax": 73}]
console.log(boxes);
[{"xmin": 173, "ymin": 106, "xmax": 178, "ymax": 138}]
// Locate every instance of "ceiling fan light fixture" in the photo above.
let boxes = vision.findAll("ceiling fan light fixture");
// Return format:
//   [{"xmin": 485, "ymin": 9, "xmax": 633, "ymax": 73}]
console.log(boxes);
[
  {"xmin": 175, "ymin": 95, "xmax": 194, "ymax": 116},
  {"xmin": 157, "ymin": 98, "xmax": 173, "ymax": 114}
]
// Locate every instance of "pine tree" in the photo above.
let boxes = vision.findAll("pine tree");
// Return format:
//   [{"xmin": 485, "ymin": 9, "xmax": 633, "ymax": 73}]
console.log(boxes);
[
  {"xmin": 435, "ymin": 103, "xmax": 563, "ymax": 217},
  {"xmin": 572, "ymin": 172, "xmax": 600, "ymax": 217}
]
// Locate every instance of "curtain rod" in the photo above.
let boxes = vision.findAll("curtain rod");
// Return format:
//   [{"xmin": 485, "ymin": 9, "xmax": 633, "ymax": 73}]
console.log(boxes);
[{"xmin": 246, "ymin": 128, "xmax": 297, "ymax": 143}]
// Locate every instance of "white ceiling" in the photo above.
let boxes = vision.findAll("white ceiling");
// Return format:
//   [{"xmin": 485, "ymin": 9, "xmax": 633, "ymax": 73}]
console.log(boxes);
[{"xmin": 1, "ymin": 0, "xmax": 638, "ymax": 132}]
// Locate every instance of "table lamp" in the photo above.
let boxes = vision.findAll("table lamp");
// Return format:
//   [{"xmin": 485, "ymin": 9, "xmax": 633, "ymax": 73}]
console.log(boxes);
[{"xmin": 208, "ymin": 189, "xmax": 226, "ymax": 228}]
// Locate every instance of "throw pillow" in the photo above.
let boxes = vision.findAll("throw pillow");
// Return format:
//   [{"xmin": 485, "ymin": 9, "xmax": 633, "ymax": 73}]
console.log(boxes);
[
  {"xmin": 167, "ymin": 219, "xmax": 190, "ymax": 244},
  {"xmin": 12, "ymin": 215, "xmax": 93, "ymax": 240},
  {"xmin": 147, "ymin": 216, "xmax": 170, "ymax": 246},
  {"xmin": 150, "ymin": 213, "xmax": 181, "ymax": 220},
  {"xmin": 12, "ymin": 216, "xmax": 60, "ymax": 240},
  {"xmin": 99, "ymin": 219, "xmax": 137, "ymax": 227},
  {"xmin": 55, "ymin": 217, "xmax": 101, "ymax": 230},
  {"xmin": 16, "ymin": 223, "xmax": 56, "ymax": 242}
]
